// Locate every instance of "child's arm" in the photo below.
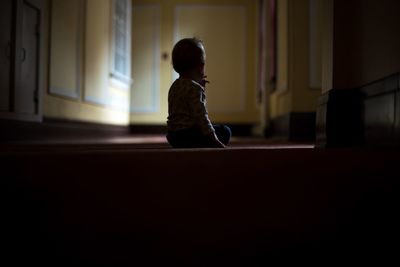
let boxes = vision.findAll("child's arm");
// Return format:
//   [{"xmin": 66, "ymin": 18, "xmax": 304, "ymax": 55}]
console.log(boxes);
[
  {"xmin": 190, "ymin": 81, "xmax": 225, "ymax": 148},
  {"xmin": 199, "ymin": 76, "xmax": 210, "ymax": 88}
]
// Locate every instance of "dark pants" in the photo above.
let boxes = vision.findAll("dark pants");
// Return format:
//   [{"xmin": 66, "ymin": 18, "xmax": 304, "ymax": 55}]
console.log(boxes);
[{"xmin": 167, "ymin": 125, "xmax": 232, "ymax": 148}]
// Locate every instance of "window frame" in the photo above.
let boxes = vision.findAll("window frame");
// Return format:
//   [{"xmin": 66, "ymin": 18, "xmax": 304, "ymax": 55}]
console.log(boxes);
[{"xmin": 110, "ymin": 0, "xmax": 132, "ymax": 90}]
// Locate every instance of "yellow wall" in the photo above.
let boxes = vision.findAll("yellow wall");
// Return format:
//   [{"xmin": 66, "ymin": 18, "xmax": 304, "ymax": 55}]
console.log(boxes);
[
  {"xmin": 269, "ymin": 0, "xmax": 320, "ymax": 119},
  {"xmin": 44, "ymin": 0, "xmax": 130, "ymax": 126},
  {"xmin": 130, "ymin": 0, "xmax": 260, "ymax": 125},
  {"xmin": 43, "ymin": 0, "xmax": 322, "ymax": 129}
]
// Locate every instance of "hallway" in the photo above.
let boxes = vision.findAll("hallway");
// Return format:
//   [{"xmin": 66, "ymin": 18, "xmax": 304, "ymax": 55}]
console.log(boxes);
[{"xmin": 1, "ymin": 0, "xmax": 400, "ymax": 265}]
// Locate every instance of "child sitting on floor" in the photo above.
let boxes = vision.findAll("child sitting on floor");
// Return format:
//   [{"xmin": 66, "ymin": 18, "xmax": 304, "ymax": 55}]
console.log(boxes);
[{"xmin": 166, "ymin": 38, "xmax": 231, "ymax": 148}]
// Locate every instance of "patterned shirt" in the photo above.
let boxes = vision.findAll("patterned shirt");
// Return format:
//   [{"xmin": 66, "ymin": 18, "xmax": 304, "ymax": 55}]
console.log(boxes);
[{"xmin": 167, "ymin": 78, "xmax": 215, "ymax": 135}]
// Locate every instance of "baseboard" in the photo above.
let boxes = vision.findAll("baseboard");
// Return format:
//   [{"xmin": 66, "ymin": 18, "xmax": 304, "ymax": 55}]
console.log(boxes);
[
  {"xmin": 129, "ymin": 125, "xmax": 167, "ymax": 135},
  {"xmin": 0, "ymin": 118, "xmax": 257, "ymax": 143},
  {"xmin": 129, "ymin": 124, "xmax": 254, "ymax": 137},
  {"xmin": 316, "ymin": 72, "xmax": 400, "ymax": 147},
  {"xmin": 270, "ymin": 112, "xmax": 316, "ymax": 141},
  {"xmin": 316, "ymin": 89, "xmax": 364, "ymax": 147},
  {"xmin": 226, "ymin": 124, "xmax": 254, "ymax": 136},
  {"xmin": 0, "ymin": 118, "xmax": 130, "ymax": 143}
]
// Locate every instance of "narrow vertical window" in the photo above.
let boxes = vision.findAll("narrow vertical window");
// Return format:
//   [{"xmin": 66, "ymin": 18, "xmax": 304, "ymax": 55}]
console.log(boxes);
[{"xmin": 111, "ymin": 0, "xmax": 132, "ymax": 88}]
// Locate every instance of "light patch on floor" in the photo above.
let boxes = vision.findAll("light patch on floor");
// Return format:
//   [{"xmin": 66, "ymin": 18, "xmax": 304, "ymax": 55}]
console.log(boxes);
[{"xmin": 2, "ymin": 134, "xmax": 315, "ymax": 150}]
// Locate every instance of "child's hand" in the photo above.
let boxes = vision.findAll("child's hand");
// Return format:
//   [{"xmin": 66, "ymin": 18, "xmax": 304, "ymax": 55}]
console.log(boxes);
[{"xmin": 199, "ymin": 76, "xmax": 210, "ymax": 88}]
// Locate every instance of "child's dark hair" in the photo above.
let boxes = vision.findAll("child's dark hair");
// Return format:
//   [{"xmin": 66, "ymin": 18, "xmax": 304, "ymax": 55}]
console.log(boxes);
[{"xmin": 172, "ymin": 38, "xmax": 204, "ymax": 74}]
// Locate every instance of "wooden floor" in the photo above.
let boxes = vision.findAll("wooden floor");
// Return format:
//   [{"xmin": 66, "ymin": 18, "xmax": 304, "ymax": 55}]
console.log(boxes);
[
  {"xmin": 0, "ymin": 134, "xmax": 315, "ymax": 152},
  {"xmin": 1, "ymin": 136, "xmax": 399, "ymax": 266}
]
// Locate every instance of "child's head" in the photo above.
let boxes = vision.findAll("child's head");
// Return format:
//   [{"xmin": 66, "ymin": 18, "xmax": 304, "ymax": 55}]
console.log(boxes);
[{"xmin": 172, "ymin": 38, "xmax": 205, "ymax": 79}]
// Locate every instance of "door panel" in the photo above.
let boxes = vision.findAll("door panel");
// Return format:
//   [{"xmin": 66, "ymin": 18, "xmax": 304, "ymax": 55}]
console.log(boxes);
[
  {"xmin": 131, "ymin": 5, "xmax": 160, "ymax": 113},
  {"xmin": 15, "ymin": 3, "xmax": 40, "ymax": 115},
  {"xmin": 49, "ymin": 0, "xmax": 81, "ymax": 99},
  {"xmin": 0, "ymin": 0, "xmax": 12, "ymax": 111}
]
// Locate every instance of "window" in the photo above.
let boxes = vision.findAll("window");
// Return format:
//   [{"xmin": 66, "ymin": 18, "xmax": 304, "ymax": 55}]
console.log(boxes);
[{"xmin": 110, "ymin": 0, "xmax": 132, "ymax": 88}]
